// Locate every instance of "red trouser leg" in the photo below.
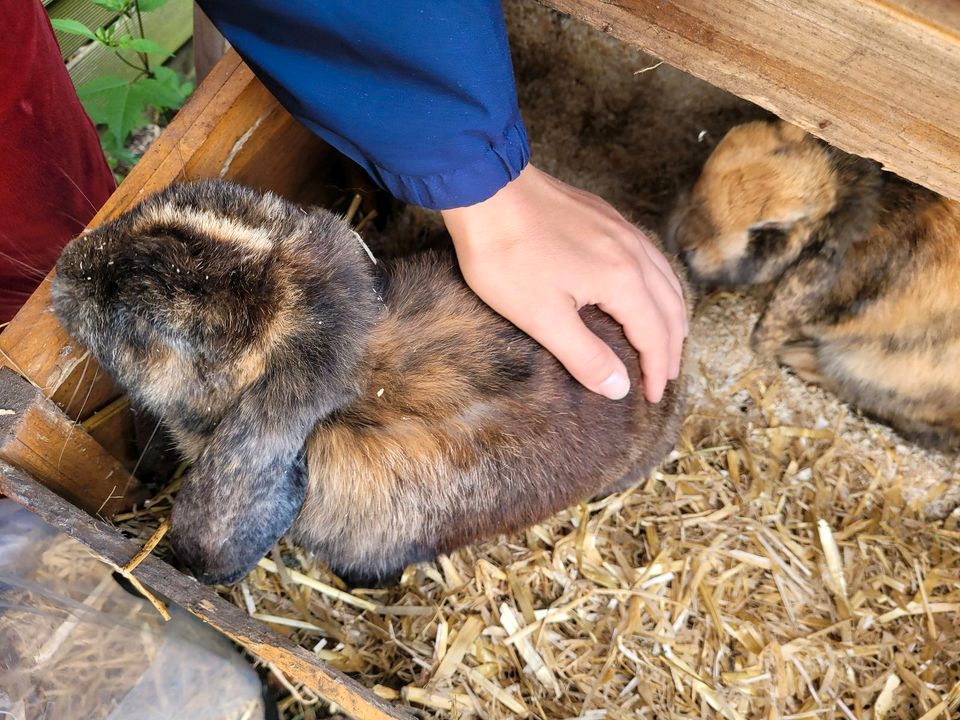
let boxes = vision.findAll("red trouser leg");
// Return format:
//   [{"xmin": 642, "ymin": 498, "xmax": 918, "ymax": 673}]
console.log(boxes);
[{"xmin": 0, "ymin": 0, "xmax": 116, "ymax": 323}]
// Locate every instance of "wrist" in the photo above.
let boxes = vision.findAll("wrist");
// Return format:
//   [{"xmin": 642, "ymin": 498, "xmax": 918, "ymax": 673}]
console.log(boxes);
[{"xmin": 442, "ymin": 162, "xmax": 537, "ymax": 249}]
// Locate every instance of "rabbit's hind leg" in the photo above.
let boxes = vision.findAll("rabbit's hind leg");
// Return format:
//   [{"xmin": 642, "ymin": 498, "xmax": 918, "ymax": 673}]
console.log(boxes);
[{"xmin": 777, "ymin": 339, "xmax": 829, "ymax": 387}]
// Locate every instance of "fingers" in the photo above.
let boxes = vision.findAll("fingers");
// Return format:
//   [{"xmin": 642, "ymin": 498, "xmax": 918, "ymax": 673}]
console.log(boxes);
[
  {"xmin": 595, "ymin": 240, "xmax": 687, "ymax": 401},
  {"xmin": 612, "ymin": 229, "xmax": 687, "ymax": 387},
  {"xmin": 641, "ymin": 239, "xmax": 688, "ymax": 329},
  {"xmin": 526, "ymin": 304, "xmax": 631, "ymax": 400},
  {"xmin": 639, "ymin": 259, "xmax": 687, "ymax": 381},
  {"xmin": 599, "ymin": 285, "xmax": 671, "ymax": 403}
]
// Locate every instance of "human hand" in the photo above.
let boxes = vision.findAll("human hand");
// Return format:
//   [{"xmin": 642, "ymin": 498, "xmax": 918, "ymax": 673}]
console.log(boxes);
[{"xmin": 442, "ymin": 164, "xmax": 687, "ymax": 403}]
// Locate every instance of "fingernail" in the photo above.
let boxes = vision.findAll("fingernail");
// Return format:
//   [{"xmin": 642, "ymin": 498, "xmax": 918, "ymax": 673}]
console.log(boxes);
[{"xmin": 598, "ymin": 370, "xmax": 630, "ymax": 400}]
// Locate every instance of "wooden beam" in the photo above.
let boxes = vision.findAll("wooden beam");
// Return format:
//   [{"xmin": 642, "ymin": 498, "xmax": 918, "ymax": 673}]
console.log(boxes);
[
  {"xmin": 0, "ymin": 459, "xmax": 413, "ymax": 720},
  {"xmin": 193, "ymin": 4, "xmax": 229, "ymax": 84},
  {"xmin": 0, "ymin": 368, "xmax": 145, "ymax": 517},
  {"xmin": 541, "ymin": 0, "xmax": 960, "ymax": 202}
]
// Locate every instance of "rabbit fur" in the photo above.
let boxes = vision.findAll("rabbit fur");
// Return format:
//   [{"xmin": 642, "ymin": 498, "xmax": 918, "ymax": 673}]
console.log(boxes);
[
  {"xmin": 53, "ymin": 179, "xmax": 688, "ymax": 586},
  {"xmin": 669, "ymin": 120, "xmax": 960, "ymax": 450}
]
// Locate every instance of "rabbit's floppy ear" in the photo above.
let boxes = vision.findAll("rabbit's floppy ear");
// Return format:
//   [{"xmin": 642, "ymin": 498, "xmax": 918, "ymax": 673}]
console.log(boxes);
[
  {"xmin": 167, "ymin": 206, "xmax": 380, "ymax": 585},
  {"xmin": 169, "ymin": 332, "xmax": 361, "ymax": 585}
]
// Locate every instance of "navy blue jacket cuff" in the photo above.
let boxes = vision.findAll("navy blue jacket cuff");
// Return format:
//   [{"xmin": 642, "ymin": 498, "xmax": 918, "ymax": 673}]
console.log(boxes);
[{"xmin": 197, "ymin": 1, "xmax": 531, "ymax": 210}]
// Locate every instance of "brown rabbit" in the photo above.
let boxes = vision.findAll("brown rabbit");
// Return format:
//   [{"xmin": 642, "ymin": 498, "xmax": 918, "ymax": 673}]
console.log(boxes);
[
  {"xmin": 52, "ymin": 180, "xmax": 687, "ymax": 586},
  {"xmin": 669, "ymin": 120, "xmax": 960, "ymax": 450}
]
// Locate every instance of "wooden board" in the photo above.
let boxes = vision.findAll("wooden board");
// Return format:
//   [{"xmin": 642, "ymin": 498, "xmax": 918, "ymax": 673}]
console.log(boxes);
[
  {"xmin": 0, "ymin": 368, "xmax": 145, "ymax": 517},
  {"xmin": 193, "ymin": 4, "xmax": 229, "ymax": 83},
  {"xmin": 541, "ymin": 0, "xmax": 960, "ymax": 203},
  {"xmin": 0, "ymin": 459, "xmax": 412, "ymax": 720}
]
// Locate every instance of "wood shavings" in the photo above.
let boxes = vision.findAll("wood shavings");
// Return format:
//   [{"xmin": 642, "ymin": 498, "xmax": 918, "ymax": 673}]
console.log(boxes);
[
  {"xmin": 257, "ymin": 558, "xmax": 377, "ymax": 612},
  {"xmin": 112, "ymin": 3, "xmax": 960, "ymax": 717},
  {"xmin": 499, "ymin": 602, "xmax": 561, "ymax": 697}
]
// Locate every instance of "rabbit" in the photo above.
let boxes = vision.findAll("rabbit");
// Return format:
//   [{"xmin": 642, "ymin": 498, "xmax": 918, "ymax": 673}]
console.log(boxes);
[
  {"xmin": 668, "ymin": 119, "xmax": 960, "ymax": 451},
  {"xmin": 52, "ymin": 179, "xmax": 688, "ymax": 587}
]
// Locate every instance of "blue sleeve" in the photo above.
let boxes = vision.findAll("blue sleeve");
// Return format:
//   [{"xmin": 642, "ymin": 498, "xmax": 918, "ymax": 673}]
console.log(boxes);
[{"xmin": 195, "ymin": 1, "xmax": 530, "ymax": 210}]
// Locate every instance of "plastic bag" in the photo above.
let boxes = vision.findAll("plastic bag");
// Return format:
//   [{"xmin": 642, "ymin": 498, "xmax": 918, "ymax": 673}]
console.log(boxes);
[{"xmin": 0, "ymin": 499, "xmax": 266, "ymax": 720}]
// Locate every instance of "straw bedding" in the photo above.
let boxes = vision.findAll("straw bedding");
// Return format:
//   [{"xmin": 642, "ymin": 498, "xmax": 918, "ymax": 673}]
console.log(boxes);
[{"xmin": 118, "ymin": 1, "xmax": 960, "ymax": 717}]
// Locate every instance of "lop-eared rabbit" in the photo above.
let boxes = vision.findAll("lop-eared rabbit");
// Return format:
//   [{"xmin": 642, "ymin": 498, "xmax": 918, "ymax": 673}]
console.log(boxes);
[{"xmin": 53, "ymin": 180, "xmax": 687, "ymax": 586}]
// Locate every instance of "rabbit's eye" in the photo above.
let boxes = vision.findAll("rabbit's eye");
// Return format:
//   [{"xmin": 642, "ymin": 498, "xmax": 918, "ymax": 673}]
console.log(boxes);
[{"xmin": 747, "ymin": 225, "xmax": 788, "ymax": 257}]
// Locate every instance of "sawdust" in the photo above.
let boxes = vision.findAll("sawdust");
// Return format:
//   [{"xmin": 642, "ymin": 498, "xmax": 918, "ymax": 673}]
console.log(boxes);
[{"xmin": 116, "ymin": 1, "xmax": 960, "ymax": 717}]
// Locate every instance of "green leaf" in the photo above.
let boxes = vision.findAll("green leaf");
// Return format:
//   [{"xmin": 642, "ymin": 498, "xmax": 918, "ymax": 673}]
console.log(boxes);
[
  {"xmin": 112, "ymin": 33, "xmax": 136, "ymax": 48},
  {"xmin": 124, "ymin": 37, "xmax": 172, "ymax": 56},
  {"xmin": 98, "ymin": 131, "xmax": 138, "ymax": 179},
  {"xmin": 134, "ymin": 71, "xmax": 190, "ymax": 112},
  {"xmin": 95, "ymin": 26, "xmax": 118, "ymax": 46},
  {"xmin": 149, "ymin": 66, "xmax": 194, "ymax": 106},
  {"xmin": 76, "ymin": 75, "xmax": 129, "ymax": 126},
  {"xmin": 50, "ymin": 18, "xmax": 98, "ymax": 42},
  {"xmin": 77, "ymin": 76, "xmax": 151, "ymax": 147},
  {"xmin": 136, "ymin": 0, "xmax": 170, "ymax": 11}
]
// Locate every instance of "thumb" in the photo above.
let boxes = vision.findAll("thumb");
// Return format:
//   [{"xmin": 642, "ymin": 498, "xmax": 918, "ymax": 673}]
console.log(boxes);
[{"xmin": 527, "ymin": 306, "xmax": 630, "ymax": 400}]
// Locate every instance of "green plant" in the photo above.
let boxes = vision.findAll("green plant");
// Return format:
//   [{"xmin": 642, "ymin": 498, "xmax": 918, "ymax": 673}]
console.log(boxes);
[{"xmin": 53, "ymin": 0, "xmax": 194, "ymax": 177}]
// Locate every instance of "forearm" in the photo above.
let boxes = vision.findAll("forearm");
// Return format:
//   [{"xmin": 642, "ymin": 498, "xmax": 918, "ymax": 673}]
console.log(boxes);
[{"xmin": 195, "ymin": 0, "xmax": 529, "ymax": 209}]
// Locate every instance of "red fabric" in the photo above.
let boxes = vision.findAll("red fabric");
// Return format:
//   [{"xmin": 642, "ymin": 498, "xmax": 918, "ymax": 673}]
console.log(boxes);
[{"xmin": 0, "ymin": 0, "xmax": 116, "ymax": 323}]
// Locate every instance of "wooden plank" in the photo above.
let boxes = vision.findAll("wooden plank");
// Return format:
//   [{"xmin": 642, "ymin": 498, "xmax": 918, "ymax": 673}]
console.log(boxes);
[
  {"xmin": 0, "ymin": 368, "xmax": 145, "ymax": 517},
  {"xmin": 0, "ymin": 460, "xmax": 414, "ymax": 720},
  {"xmin": 0, "ymin": 282, "xmax": 118, "ymax": 420},
  {"xmin": 81, "ymin": 395, "xmax": 138, "ymax": 470},
  {"xmin": 193, "ymin": 4, "xmax": 229, "ymax": 83},
  {"xmin": 66, "ymin": 0, "xmax": 193, "ymax": 86},
  {"xmin": 541, "ymin": 0, "xmax": 960, "ymax": 202}
]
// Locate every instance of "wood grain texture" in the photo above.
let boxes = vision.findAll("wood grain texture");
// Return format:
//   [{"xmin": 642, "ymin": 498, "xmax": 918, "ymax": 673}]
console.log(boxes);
[
  {"xmin": 0, "ymin": 460, "xmax": 413, "ymax": 720},
  {"xmin": 193, "ymin": 4, "xmax": 229, "ymax": 83},
  {"xmin": 0, "ymin": 369, "xmax": 145, "ymax": 517},
  {"xmin": 540, "ymin": 0, "xmax": 960, "ymax": 202}
]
